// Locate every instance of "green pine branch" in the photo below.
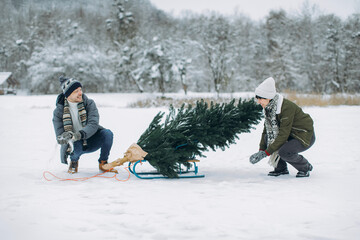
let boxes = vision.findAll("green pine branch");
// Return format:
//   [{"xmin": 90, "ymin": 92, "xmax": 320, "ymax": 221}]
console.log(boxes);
[{"xmin": 137, "ymin": 98, "xmax": 262, "ymax": 178}]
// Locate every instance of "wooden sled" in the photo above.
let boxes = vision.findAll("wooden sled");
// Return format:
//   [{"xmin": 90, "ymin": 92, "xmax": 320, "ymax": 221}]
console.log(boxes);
[{"xmin": 128, "ymin": 159, "xmax": 205, "ymax": 179}]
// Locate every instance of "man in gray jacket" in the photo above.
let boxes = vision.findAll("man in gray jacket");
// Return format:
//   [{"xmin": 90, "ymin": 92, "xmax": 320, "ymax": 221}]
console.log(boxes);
[{"xmin": 53, "ymin": 77, "xmax": 117, "ymax": 174}]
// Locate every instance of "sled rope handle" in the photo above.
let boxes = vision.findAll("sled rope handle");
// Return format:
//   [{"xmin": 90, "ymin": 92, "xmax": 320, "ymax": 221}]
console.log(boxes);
[{"xmin": 43, "ymin": 164, "xmax": 133, "ymax": 182}]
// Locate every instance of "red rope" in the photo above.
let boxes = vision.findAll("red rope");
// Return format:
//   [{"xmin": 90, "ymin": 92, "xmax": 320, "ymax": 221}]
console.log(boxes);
[{"xmin": 43, "ymin": 165, "xmax": 132, "ymax": 182}]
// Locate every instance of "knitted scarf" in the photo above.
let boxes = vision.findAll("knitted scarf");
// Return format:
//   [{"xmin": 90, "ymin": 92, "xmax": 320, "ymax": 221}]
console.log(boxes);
[
  {"xmin": 264, "ymin": 94, "xmax": 281, "ymax": 167},
  {"xmin": 63, "ymin": 99, "xmax": 87, "ymax": 146}
]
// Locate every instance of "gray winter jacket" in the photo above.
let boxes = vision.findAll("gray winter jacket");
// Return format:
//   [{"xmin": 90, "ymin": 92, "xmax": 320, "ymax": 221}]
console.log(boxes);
[
  {"xmin": 52, "ymin": 93, "xmax": 104, "ymax": 140},
  {"xmin": 53, "ymin": 93, "xmax": 104, "ymax": 164}
]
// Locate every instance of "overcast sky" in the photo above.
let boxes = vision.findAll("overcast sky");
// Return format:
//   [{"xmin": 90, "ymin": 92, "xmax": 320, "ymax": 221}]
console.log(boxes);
[{"xmin": 149, "ymin": 0, "xmax": 359, "ymax": 20}]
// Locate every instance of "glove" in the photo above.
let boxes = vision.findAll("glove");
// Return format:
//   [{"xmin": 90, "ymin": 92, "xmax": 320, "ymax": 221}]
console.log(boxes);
[
  {"xmin": 72, "ymin": 131, "xmax": 82, "ymax": 141},
  {"xmin": 249, "ymin": 151, "xmax": 267, "ymax": 164},
  {"xmin": 57, "ymin": 131, "xmax": 82, "ymax": 144},
  {"xmin": 57, "ymin": 131, "xmax": 73, "ymax": 144}
]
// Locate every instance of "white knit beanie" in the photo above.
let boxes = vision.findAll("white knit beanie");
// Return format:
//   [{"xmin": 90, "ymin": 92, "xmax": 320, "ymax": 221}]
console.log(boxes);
[{"xmin": 255, "ymin": 77, "xmax": 276, "ymax": 99}]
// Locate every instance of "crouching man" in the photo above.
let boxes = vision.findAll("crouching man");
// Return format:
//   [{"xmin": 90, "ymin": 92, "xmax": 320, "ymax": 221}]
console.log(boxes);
[
  {"xmin": 249, "ymin": 77, "xmax": 315, "ymax": 177},
  {"xmin": 52, "ymin": 76, "xmax": 117, "ymax": 174}
]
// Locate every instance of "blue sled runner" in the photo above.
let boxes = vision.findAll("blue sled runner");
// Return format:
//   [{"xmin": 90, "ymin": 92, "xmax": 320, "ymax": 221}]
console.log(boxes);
[{"xmin": 128, "ymin": 159, "xmax": 205, "ymax": 179}]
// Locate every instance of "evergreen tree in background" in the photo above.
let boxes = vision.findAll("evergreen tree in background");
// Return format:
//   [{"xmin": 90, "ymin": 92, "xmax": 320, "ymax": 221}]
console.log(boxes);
[
  {"xmin": 137, "ymin": 98, "xmax": 263, "ymax": 178},
  {"xmin": 2, "ymin": 0, "xmax": 358, "ymax": 94}
]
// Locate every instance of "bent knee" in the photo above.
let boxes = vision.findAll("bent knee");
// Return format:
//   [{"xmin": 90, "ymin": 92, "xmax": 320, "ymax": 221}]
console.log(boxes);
[
  {"xmin": 100, "ymin": 129, "xmax": 113, "ymax": 140},
  {"xmin": 278, "ymin": 148, "xmax": 297, "ymax": 161}
]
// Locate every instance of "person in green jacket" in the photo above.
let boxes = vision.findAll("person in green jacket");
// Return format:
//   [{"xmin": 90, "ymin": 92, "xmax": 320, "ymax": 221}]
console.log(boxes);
[{"xmin": 249, "ymin": 77, "xmax": 315, "ymax": 177}]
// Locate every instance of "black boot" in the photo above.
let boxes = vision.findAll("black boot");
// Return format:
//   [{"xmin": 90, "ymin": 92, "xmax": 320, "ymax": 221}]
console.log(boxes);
[
  {"xmin": 296, "ymin": 163, "xmax": 313, "ymax": 178},
  {"xmin": 268, "ymin": 168, "xmax": 289, "ymax": 177}
]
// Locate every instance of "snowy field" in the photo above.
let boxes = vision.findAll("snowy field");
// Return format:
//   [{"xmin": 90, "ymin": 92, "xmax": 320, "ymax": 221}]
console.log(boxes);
[{"xmin": 0, "ymin": 93, "xmax": 359, "ymax": 240}]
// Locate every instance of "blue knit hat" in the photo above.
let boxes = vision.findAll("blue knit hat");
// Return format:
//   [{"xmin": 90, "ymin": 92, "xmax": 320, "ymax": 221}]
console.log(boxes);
[{"xmin": 59, "ymin": 76, "xmax": 82, "ymax": 98}]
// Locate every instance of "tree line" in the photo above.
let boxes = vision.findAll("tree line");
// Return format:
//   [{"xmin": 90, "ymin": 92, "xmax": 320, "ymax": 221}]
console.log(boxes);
[{"xmin": 0, "ymin": 0, "xmax": 359, "ymax": 95}]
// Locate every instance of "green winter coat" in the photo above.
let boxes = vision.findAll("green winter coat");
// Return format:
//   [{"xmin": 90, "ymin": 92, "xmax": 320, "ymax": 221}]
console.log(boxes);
[{"xmin": 260, "ymin": 98, "xmax": 314, "ymax": 155}]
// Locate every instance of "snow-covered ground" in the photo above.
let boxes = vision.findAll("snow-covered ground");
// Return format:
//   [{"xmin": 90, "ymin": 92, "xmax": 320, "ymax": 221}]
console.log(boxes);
[{"xmin": 0, "ymin": 93, "xmax": 359, "ymax": 240}]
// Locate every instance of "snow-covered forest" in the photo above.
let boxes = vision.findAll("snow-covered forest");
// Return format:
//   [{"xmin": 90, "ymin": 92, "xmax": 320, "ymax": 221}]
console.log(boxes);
[{"xmin": 1, "ymin": 0, "xmax": 359, "ymax": 95}]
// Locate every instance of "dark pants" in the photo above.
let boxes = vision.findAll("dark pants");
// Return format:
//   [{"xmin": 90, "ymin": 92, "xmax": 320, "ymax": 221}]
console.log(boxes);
[
  {"xmin": 70, "ymin": 129, "xmax": 113, "ymax": 163},
  {"xmin": 275, "ymin": 133, "xmax": 316, "ymax": 172}
]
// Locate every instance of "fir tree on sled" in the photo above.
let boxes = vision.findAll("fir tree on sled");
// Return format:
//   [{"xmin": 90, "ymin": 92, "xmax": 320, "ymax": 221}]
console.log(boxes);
[{"xmin": 104, "ymin": 98, "xmax": 262, "ymax": 178}]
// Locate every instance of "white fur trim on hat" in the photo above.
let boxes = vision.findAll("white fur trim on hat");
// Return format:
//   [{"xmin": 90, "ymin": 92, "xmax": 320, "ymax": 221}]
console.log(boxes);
[{"xmin": 255, "ymin": 77, "xmax": 276, "ymax": 99}]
